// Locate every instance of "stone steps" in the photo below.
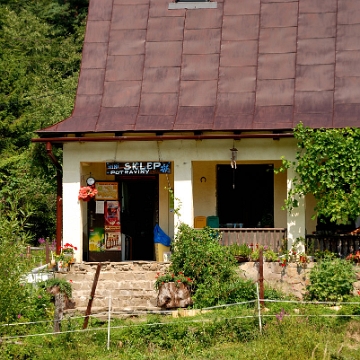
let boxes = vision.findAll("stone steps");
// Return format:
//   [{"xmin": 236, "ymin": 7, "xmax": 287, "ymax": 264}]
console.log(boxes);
[{"xmin": 55, "ymin": 261, "xmax": 170, "ymax": 311}]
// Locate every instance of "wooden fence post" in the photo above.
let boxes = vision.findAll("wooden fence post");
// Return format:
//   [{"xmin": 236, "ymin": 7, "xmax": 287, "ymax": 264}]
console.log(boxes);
[
  {"xmin": 83, "ymin": 262, "xmax": 102, "ymax": 329},
  {"xmin": 258, "ymin": 247, "xmax": 264, "ymax": 307},
  {"xmin": 45, "ymin": 240, "xmax": 50, "ymax": 264}
]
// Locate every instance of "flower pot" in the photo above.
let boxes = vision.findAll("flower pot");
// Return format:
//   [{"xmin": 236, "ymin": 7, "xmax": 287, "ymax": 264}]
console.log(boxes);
[
  {"xmin": 234, "ymin": 255, "xmax": 248, "ymax": 263},
  {"xmin": 157, "ymin": 282, "xmax": 193, "ymax": 309},
  {"xmin": 56, "ymin": 261, "xmax": 68, "ymax": 272}
]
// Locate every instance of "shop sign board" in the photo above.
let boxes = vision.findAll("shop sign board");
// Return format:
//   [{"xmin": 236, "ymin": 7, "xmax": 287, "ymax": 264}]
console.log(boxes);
[{"xmin": 106, "ymin": 162, "xmax": 171, "ymax": 175}]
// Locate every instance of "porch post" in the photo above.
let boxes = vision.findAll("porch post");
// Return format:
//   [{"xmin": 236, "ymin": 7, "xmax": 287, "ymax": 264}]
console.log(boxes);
[
  {"xmin": 173, "ymin": 160, "xmax": 194, "ymax": 228},
  {"xmin": 286, "ymin": 167, "xmax": 306, "ymax": 251},
  {"xmin": 62, "ymin": 148, "xmax": 82, "ymax": 263}
]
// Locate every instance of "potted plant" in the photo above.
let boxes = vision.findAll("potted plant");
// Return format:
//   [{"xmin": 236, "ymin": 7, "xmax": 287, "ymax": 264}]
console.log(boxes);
[
  {"xmin": 54, "ymin": 243, "xmax": 77, "ymax": 271},
  {"xmin": 249, "ymin": 247, "xmax": 261, "ymax": 262},
  {"xmin": 297, "ymin": 252, "xmax": 310, "ymax": 268},
  {"xmin": 346, "ymin": 251, "xmax": 360, "ymax": 265},
  {"xmin": 263, "ymin": 248, "xmax": 278, "ymax": 262},
  {"xmin": 78, "ymin": 185, "xmax": 98, "ymax": 202},
  {"xmin": 155, "ymin": 272, "xmax": 193, "ymax": 309},
  {"xmin": 229, "ymin": 243, "xmax": 251, "ymax": 262}
]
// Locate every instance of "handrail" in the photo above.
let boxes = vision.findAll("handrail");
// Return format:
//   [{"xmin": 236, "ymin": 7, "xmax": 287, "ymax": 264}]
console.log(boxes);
[
  {"xmin": 215, "ymin": 228, "xmax": 287, "ymax": 252},
  {"xmin": 305, "ymin": 234, "xmax": 360, "ymax": 257}
]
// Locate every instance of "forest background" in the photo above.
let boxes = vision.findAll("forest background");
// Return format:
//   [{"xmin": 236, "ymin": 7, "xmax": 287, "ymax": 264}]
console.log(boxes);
[{"xmin": 0, "ymin": 0, "xmax": 89, "ymax": 243}]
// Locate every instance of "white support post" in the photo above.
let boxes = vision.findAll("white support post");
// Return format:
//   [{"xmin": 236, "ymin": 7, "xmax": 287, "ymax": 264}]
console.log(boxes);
[
  {"xmin": 62, "ymin": 150, "xmax": 82, "ymax": 263},
  {"xmin": 173, "ymin": 160, "xmax": 194, "ymax": 229}
]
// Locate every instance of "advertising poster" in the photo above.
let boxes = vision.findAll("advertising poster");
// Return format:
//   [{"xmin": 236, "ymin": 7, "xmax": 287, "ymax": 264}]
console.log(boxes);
[
  {"xmin": 105, "ymin": 232, "xmax": 121, "ymax": 251},
  {"xmin": 89, "ymin": 227, "xmax": 105, "ymax": 252},
  {"xmin": 104, "ymin": 200, "xmax": 121, "ymax": 251},
  {"xmin": 104, "ymin": 201, "xmax": 121, "ymax": 230}
]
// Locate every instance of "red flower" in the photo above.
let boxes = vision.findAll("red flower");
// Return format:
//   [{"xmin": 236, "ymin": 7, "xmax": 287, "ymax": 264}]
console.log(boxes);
[
  {"xmin": 78, "ymin": 186, "xmax": 98, "ymax": 201},
  {"xmin": 177, "ymin": 279, "xmax": 181, "ymax": 283}
]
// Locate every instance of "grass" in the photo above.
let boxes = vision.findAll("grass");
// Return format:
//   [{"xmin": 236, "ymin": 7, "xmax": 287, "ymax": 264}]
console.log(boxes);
[{"xmin": 1, "ymin": 302, "xmax": 360, "ymax": 359}]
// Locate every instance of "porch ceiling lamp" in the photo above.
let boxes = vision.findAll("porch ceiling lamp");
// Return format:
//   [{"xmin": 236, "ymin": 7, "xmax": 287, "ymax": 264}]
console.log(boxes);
[{"xmin": 230, "ymin": 147, "xmax": 238, "ymax": 169}]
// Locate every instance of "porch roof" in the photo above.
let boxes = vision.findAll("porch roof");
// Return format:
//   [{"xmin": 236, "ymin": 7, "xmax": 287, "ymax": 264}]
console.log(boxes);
[{"xmin": 37, "ymin": 0, "xmax": 360, "ymax": 136}]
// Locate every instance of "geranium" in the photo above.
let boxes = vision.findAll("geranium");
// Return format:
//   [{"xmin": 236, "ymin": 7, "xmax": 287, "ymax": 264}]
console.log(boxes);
[
  {"xmin": 155, "ymin": 272, "xmax": 193, "ymax": 290},
  {"xmin": 279, "ymin": 258, "xmax": 287, "ymax": 267},
  {"xmin": 61, "ymin": 243, "xmax": 77, "ymax": 254},
  {"xmin": 53, "ymin": 243, "xmax": 77, "ymax": 269},
  {"xmin": 78, "ymin": 186, "xmax": 98, "ymax": 201},
  {"xmin": 346, "ymin": 251, "xmax": 360, "ymax": 264}
]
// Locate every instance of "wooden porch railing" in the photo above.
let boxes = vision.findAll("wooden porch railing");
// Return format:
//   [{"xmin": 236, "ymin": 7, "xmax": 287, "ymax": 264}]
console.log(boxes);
[
  {"xmin": 305, "ymin": 234, "xmax": 360, "ymax": 257},
  {"xmin": 217, "ymin": 228, "xmax": 287, "ymax": 252}
]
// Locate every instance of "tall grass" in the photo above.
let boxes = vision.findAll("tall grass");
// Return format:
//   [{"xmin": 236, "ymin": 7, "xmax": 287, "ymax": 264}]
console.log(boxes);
[{"xmin": 1, "ymin": 303, "xmax": 360, "ymax": 359}]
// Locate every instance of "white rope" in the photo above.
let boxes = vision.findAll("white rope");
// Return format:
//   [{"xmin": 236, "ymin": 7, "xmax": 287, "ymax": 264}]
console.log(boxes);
[{"xmin": 2, "ymin": 310, "xmax": 360, "ymax": 342}]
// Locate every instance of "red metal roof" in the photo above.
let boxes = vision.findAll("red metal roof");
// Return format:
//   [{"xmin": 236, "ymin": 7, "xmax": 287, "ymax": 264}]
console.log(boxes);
[{"xmin": 38, "ymin": 0, "xmax": 360, "ymax": 135}]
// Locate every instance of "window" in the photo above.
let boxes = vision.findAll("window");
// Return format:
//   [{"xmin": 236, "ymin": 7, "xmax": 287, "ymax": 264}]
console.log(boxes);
[{"xmin": 169, "ymin": 1, "xmax": 217, "ymax": 9}]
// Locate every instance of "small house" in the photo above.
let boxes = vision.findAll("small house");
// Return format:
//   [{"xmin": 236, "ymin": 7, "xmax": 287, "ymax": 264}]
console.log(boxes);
[{"xmin": 34, "ymin": 0, "xmax": 360, "ymax": 262}]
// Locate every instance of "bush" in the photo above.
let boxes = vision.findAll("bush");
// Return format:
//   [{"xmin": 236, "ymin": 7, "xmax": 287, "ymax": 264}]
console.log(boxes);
[
  {"xmin": 168, "ymin": 224, "xmax": 256, "ymax": 308},
  {"xmin": 305, "ymin": 255, "xmax": 356, "ymax": 302}
]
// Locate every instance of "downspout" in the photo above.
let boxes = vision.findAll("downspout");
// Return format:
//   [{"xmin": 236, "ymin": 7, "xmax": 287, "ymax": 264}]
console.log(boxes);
[{"xmin": 46, "ymin": 142, "xmax": 62, "ymax": 256}]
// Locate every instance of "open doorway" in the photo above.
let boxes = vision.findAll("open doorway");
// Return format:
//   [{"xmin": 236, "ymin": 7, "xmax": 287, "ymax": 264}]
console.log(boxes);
[
  {"xmin": 118, "ymin": 176, "xmax": 159, "ymax": 260},
  {"xmin": 217, "ymin": 164, "xmax": 274, "ymax": 228}
]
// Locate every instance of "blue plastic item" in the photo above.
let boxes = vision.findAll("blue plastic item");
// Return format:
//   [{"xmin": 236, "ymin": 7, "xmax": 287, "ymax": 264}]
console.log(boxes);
[{"xmin": 153, "ymin": 224, "xmax": 171, "ymax": 246}]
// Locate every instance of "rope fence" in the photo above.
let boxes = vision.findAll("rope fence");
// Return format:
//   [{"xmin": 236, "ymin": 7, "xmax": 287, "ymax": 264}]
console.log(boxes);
[{"xmin": 2, "ymin": 292, "xmax": 360, "ymax": 346}]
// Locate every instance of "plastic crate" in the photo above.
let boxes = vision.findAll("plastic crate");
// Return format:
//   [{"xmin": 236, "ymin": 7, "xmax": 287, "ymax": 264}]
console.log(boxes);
[
  {"xmin": 206, "ymin": 216, "xmax": 219, "ymax": 228},
  {"xmin": 194, "ymin": 216, "xmax": 207, "ymax": 228}
]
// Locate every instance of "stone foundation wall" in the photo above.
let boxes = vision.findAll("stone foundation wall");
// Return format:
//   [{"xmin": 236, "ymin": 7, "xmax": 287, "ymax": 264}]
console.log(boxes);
[
  {"xmin": 56, "ymin": 261, "xmax": 169, "ymax": 311},
  {"xmin": 239, "ymin": 261, "xmax": 360, "ymax": 299},
  {"xmin": 57, "ymin": 261, "xmax": 360, "ymax": 311}
]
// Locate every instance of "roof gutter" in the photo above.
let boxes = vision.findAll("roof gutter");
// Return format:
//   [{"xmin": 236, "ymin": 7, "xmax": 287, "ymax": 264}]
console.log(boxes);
[{"xmin": 33, "ymin": 132, "xmax": 294, "ymax": 143}]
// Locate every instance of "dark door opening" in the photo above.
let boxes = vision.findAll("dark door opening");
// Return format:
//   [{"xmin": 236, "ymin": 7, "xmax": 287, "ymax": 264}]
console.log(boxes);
[
  {"xmin": 118, "ymin": 176, "xmax": 158, "ymax": 260},
  {"xmin": 217, "ymin": 164, "xmax": 274, "ymax": 228}
]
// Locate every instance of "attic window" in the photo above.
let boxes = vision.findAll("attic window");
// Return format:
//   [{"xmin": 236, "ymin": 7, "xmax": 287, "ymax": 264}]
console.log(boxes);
[{"xmin": 169, "ymin": 1, "xmax": 217, "ymax": 9}]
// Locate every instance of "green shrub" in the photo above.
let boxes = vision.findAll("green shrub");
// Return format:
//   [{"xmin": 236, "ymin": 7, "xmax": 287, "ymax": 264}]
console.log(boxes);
[
  {"xmin": 305, "ymin": 255, "xmax": 356, "ymax": 302},
  {"xmin": 168, "ymin": 224, "xmax": 256, "ymax": 308}
]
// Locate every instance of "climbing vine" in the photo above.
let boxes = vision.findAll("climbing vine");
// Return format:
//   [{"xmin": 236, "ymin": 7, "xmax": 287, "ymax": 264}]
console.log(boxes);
[{"xmin": 276, "ymin": 123, "xmax": 360, "ymax": 224}]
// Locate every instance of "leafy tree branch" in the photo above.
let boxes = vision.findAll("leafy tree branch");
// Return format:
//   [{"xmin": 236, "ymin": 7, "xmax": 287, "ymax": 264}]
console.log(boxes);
[{"xmin": 276, "ymin": 123, "xmax": 360, "ymax": 224}]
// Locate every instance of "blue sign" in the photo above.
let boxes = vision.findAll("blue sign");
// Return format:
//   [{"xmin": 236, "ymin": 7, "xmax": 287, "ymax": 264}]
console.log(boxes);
[{"xmin": 106, "ymin": 162, "xmax": 171, "ymax": 175}]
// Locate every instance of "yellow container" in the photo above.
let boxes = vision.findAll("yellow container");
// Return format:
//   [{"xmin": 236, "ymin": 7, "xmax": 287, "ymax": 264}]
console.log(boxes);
[
  {"xmin": 154, "ymin": 243, "xmax": 171, "ymax": 262},
  {"xmin": 194, "ymin": 216, "xmax": 207, "ymax": 228}
]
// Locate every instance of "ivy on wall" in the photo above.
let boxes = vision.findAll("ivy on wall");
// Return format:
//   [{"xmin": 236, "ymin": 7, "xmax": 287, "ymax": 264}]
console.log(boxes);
[{"xmin": 276, "ymin": 123, "xmax": 360, "ymax": 225}]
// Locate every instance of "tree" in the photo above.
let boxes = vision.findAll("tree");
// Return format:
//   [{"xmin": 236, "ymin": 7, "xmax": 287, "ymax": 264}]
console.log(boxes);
[
  {"xmin": 277, "ymin": 123, "xmax": 360, "ymax": 224},
  {"xmin": 0, "ymin": 0, "xmax": 88, "ymax": 241}
]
